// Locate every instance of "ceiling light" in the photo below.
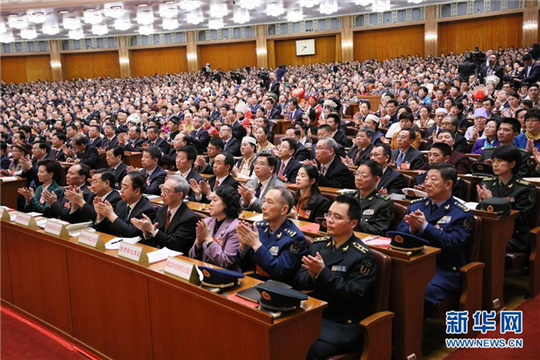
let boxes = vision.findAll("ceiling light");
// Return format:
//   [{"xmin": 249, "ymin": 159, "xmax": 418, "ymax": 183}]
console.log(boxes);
[
  {"xmin": 287, "ymin": 7, "xmax": 303, "ymax": 22},
  {"xmin": 136, "ymin": 7, "xmax": 154, "ymax": 25},
  {"xmin": 300, "ymin": 0, "xmax": 319, "ymax": 8},
  {"xmin": 83, "ymin": 9, "xmax": 103, "ymax": 25},
  {"xmin": 239, "ymin": 0, "xmax": 261, "ymax": 10},
  {"xmin": 63, "ymin": 14, "xmax": 82, "ymax": 30},
  {"xmin": 139, "ymin": 24, "xmax": 154, "ymax": 35},
  {"xmin": 42, "ymin": 14, "xmax": 60, "ymax": 35},
  {"xmin": 354, "ymin": 0, "xmax": 371, "ymax": 5},
  {"xmin": 210, "ymin": 3, "xmax": 228, "ymax": 18},
  {"xmin": 21, "ymin": 26, "xmax": 38, "ymax": 39},
  {"xmin": 104, "ymin": 3, "xmax": 125, "ymax": 18},
  {"xmin": 162, "ymin": 17, "xmax": 179, "ymax": 30},
  {"xmin": 137, "ymin": 3, "xmax": 149, "ymax": 7},
  {"xmin": 58, "ymin": 10, "xmax": 70, "ymax": 14},
  {"xmin": 27, "ymin": 10, "xmax": 47, "ymax": 24},
  {"xmin": 408, "ymin": 0, "xmax": 423, "ymax": 3},
  {"xmin": 319, "ymin": 0, "xmax": 337, "ymax": 15},
  {"xmin": 233, "ymin": 7, "xmax": 250, "ymax": 24},
  {"xmin": 0, "ymin": 19, "xmax": 6, "ymax": 33},
  {"xmin": 8, "ymin": 15, "xmax": 28, "ymax": 29},
  {"xmin": 0, "ymin": 29, "xmax": 14, "ymax": 43},
  {"xmin": 266, "ymin": 2, "xmax": 285, "ymax": 17},
  {"xmin": 69, "ymin": 28, "xmax": 84, "ymax": 40},
  {"xmin": 208, "ymin": 18, "xmax": 224, "ymax": 29},
  {"xmin": 372, "ymin": 0, "xmax": 390, "ymax": 12},
  {"xmin": 159, "ymin": 3, "xmax": 177, "ymax": 18},
  {"xmin": 92, "ymin": 23, "xmax": 108, "ymax": 35},
  {"xmin": 186, "ymin": 9, "xmax": 203, "ymax": 24},
  {"xmin": 179, "ymin": 0, "xmax": 201, "ymax": 11},
  {"xmin": 114, "ymin": 15, "xmax": 132, "ymax": 30}
]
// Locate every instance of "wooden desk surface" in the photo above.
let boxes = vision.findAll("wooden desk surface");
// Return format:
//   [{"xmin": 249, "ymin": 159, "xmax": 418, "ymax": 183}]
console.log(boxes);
[
  {"xmin": 1, "ymin": 219, "xmax": 326, "ymax": 360},
  {"xmin": 0, "ymin": 177, "xmax": 26, "ymax": 209}
]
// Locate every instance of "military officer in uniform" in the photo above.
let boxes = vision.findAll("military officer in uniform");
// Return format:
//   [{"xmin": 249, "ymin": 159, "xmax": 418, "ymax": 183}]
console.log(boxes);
[
  {"xmin": 237, "ymin": 187, "xmax": 307, "ymax": 285},
  {"xmin": 295, "ymin": 195, "xmax": 376, "ymax": 360},
  {"xmin": 477, "ymin": 145, "xmax": 536, "ymax": 252},
  {"xmin": 396, "ymin": 163, "xmax": 475, "ymax": 310},
  {"xmin": 353, "ymin": 159, "xmax": 395, "ymax": 235}
]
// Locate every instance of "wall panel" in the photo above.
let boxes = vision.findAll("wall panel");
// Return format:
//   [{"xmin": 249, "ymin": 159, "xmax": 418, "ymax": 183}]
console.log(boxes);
[
  {"xmin": 274, "ymin": 36, "xmax": 337, "ymax": 66},
  {"xmin": 198, "ymin": 42, "xmax": 256, "ymax": 71},
  {"xmin": 354, "ymin": 25, "xmax": 425, "ymax": 62},
  {"xmin": 130, "ymin": 47, "xmax": 188, "ymax": 76},
  {"xmin": 438, "ymin": 14, "xmax": 522, "ymax": 55},
  {"xmin": 62, "ymin": 51, "xmax": 120, "ymax": 79},
  {"xmin": 1, "ymin": 55, "xmax": 52, "ymax": 83}
]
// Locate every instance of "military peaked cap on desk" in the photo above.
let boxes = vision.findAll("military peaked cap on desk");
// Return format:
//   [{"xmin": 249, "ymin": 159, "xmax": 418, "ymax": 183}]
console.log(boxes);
[
  {"xmin": 478, "ymin": 197, "xmax": 512, "ymax": 218},
  {"xmin": 256, "ymin": 281, "xmax": 308, "ymax": 313},
  {"xmin": 470, "ymin": 162, "xmax": 495, "ymax": 177},
  {"xmin": 387, "ymin": 231, "xmax": 429, "ymax": 253},
  {"xmin": 198, "ymin": 266, "xmax": 244, "ymax": 290}
]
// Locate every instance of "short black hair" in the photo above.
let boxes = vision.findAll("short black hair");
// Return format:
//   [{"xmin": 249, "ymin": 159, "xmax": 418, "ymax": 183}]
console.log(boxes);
[
  {"xmin": 501, "ymin": 117, "xmax": 521, "ymax": 134},
  {"xmin": 430, "ymin": 142, "xmax": 452, "ymax": 158},
  {"xmin": 215, "ymin": 184, "xmax": 242, "ymax": 219},
  {"xmin": 334, "ymin": 195, "xmax": 361, "ymax": 222},
  {"xmin": 428, "ymin": 163, "xmax": 457, "ymax": 187},
  {"xmin": 37, "ymin": 159, "xmax": 61, "ymax": 181},
  {"xmin": 74, "ymin": 163, "xmax": 91, "ymax": 181},
  {"xmin": 222, "ymin": 152, "xmax": 235, "ymax": 172},
  {"xmin": 144, "ymin": 146, "xmax": 162, "ymax": 161},
  {"xmin": 281, "ymin": 138, "xmax": 298, "ymax": 152},
  {"xmin": 53, "ymin": 132, "xmax": 66, "ymax": 142},
  {"xmin": 375, "ymin": 144, "xmax": 392, "ymax": 159},
  {"xmin": 126, "ymin": 171, "xmax": 146, "ymax": 192},
  {"xmin": 437, "ymin": 128, "xmax": 456, "ymax": 139},
  {"xmin": 178, "ymin": 145, "xmax": 197, "ymax": 162},
  {"xmin": 209, "ymin": 137, "xmax": 224, "ymax": 150},
  {"xmin": 73, "ymin": 134, "xmax": 89, "ymax": 146},
  {"xmin": 525, "ymin": 108, "xmax": 540, "ymax": 122},
  {"xmin": 358, "ymin": 159, "xmax": 383, "ymax": 178},
  {"xmin": 400, "ymin": 128, "xmax": 416, "ymax": 140},
  {"xmin": 147, "ymin": 126, "xmax": 160, "ymax": 134},
  {"xmin": 94, "ymin": 169, "xmax": 116, "ymax": 189},
  {"xmin": 326, "ymin": 113, "xmax": 341, "ymax": 125},
  {"xmin": 35, "ymin": 141, "xmax": 51, "ymax": 154},
  {"xmin": 257, "ymin": 153, "xmax": 277, "ymax": 171},
  {"xmin": 106, "ymin": 145, "xmax": 125, "ymax": 160},
  {"xmin": 492, "ymin": 145, "xmax": 522, "ymax": 175}
]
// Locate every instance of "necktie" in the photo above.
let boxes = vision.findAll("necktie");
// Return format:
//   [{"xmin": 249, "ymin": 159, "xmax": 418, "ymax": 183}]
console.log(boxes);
[
  {"xmin": 164, "ymin": 210, "xmax": 172, "ymax": 232},
  {"xmin": 278, "ymin": 162, "xmax": 285, "ymax": 177},
  {"xmin": 214, "ymin": 179, "xmax": 220, "ymax": 190},
  {"xmin": 354, "ymin": 148, "xmax": 363, "ymax": 163},
  {"xmin": 396, "ymin": 151, "xmax": 405, "ymax": 168},
  {"xmin": 321, "ymin": 165, "xmax": 327, "ymax": 176},
  {"xmin": 255, "ymin": 183, "xmax": 262, "ymax": 198},
  {"xmin": 124, "ymin": 206, "xmax": 132, "ymax": 222}
]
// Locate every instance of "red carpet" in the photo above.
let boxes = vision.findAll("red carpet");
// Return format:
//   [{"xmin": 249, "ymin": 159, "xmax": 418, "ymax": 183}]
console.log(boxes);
[
  {"xmin": 445, "ymin": 296, "xmax": 540, "ymax": 360},
  {"xmin": 1, "ymin": 307, "xmax": 97, "ymax": 360}
]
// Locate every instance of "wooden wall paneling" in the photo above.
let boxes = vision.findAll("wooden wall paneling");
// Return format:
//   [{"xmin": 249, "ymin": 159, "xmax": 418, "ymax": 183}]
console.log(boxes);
[
  {"xmin": 274, "ymin": 36, "xmax": 337, "ymax": 66},
  {"xmin": 1, "ymin": 57, "xmax": 26, "ymax": 84},
  {"xmin": 438, "ymin": 14, "xmax": 523, "ymax": 55},
  {"xmin": 198, "ymin": 41, "xmax": 257, "ymax": 71},
  {"xmin": 335, "ymin": 33, "xmax": 342, "ymax": 63},
  {"xmin": 67, "ymin": 249, "xmax": 153, "ymax": 360},
  {"xmin": 267, "ymin": 40, "xmax": 276, "ymax": 69},
  {"xmin": 130, "ymin": 47, "xmax": 188, "ymax": 77},
  {"xmin": 1, "ymin": 228, "xmax": 13, "ymax": 304},
  {"xmin": 0, "ymin": 55, "xmax": 51, "ymax": 83},
  {"xmin": 62, "ymin": 51, "xmax": 121, "ymax": 80},
  {"xmin": 354, "ymin": 25, "xmax": 425, "ymax": 62},
  {"xmin": 6, "ymin": 228, "xmax": 72, "ymax": 334},
  {"xmin": 25, "ymin": 55, "xmax": 53, "ymax": 82}
]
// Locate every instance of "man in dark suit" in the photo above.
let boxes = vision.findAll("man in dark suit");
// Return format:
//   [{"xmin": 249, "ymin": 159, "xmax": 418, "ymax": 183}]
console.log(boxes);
[
  {"xmin": 72, "ymin": 134, "xmax": 100, "ymax": 169},
  {"xmin": 194, "ymin": 138, "xmax": 224, "ymax": 174},
  {"xmin": 518, "ymin": 53, "xmax": 540, "ymax": 85},
  {"xmin": 134, "ymin": 176, "xmax": 198, "ymax": 254},
  {"xmin": 479, "ymin": 53, "xmax": 504, "ymax": 89},
  {"xmin": 268, "ymin": 72, "xmax": 280, "ymax": 98},
  {"xmin": 371, "ymin": 145, "xmax": 406, "ymax": 195},
  {"xmin": 190, "ymin": 116, "xmax": 210, "ymax": 155},
  {"xmin": 94, "ymin": 172, "xmax": 156, "ymax": 237},
  {"xmin": 161, "ymin": 133, "xmax": 191, "ymax": 169},
  {"xmin": 426, "ymin": 108, "xmax": 447, "ymax": 140},
  {"xmin": 264, "ymin": 98, "xmax": 281, "ymax": 119},
  {"xmin": 190, "ymin": 153, "xmax": 239, "ymax": 203},
  {"xmin": 66, "ymin": 169, "xmax": 122, "ymax": 223},
  {"xmin": 224, "ymin": 109, "xmax": 247, "ymax": 141},
  {"xmin": 276, "ymin": 138, "xmax": 301, "ymax": 183},
  {"xmin": 312, "ymin": 125, "xmax": 346, "ymax": 159},
  {"xmin": 50, "ymin": 133, "xmax": 66, "ymax": 162},
  {"xmin": 106, "ymin": 145, "xmax": 128, "ymax": 189},
  {"xmin": 87, "ymin": 125, "xmax": 103, "ymax": 149},
  {"xmin": 140, "ymin": 146, "xmax": 167, "ymax": 195},
  {"xmin": 100, "ymin": 123, "xmax": 118, "ymax": 149},
  {"xmin": 344, "ymin": 127, "xmax": 374, "ymax": 166},
  {"xmin": 219, "ymin": 124, "xmax": 241, "ymax": 157},
  {"xmin": 146, "ymin": 126, "xmax": 170, "ymax": 154},
  {"xmin": 167, "ymin": 117, "xmax": 181, "ymax": 142},
  {"xmin": 285, "ymin": 127, "xmax": 311, "ymax": 161},
  {"xmin": 121, "ymin": 126, "xmax": 145, "ymax": 152},
  {"xmin": 391, "ymin": 129, "xmax": 426, "ymax": 170},
  {"xmin": 283, "ymin": 98, "xmax": 304, "ymax": 123},
  {"xmin": 309, "ymin": 138, "xmax": 353, "ymax": 189},
  {"xmin": 176, "ymin": 146, "xmax": 203, "ymax": 201},
  {"xmin": 327, "ymin": 113, "xmax": 352, "ymax": 147}
]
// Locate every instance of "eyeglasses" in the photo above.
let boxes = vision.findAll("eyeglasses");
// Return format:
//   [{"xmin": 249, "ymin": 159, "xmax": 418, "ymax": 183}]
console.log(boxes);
[
  {"xmin": 315, "ymin": 146, "xmax": 330, "ymax": 151},
  {"xmin": 324, "ymin": 212, "xmax": 350, "ymax": 222},
  {"xmin": 161, "ymin": 188, "xmax": 176, "ymax": 195},
  {"xmin": 525, "ymin": 119, "xmax": 539, "ymax": 123}
]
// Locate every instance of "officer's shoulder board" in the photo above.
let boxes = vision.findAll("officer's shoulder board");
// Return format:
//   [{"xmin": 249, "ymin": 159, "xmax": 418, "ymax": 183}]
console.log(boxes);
[
  {"xmin": 313, "ymin": 236, "xmax": 331, "ymax": 242},
  {"xmin": 454, "ymin": 201, "xmax": 470, "ymax": 213},
  {"xmin": 376, "ymin": 192, "xmax": 391, "ymax": 201},
  {"xmin": 410, "ymin": 196, "xmax": 427, "ymax": 204},
  {"xmin": 352, "ymin": 241, "xmax": 369, "ymax": 254},
  {"xmin": 283, "ymin": 228, "xmax": 298, "ymax": 237},
  {"xmin": 516, "ymin": 179, "xmax": 531, "ymax": 186},
  {"xmin": 255, "ymin": 221, "xmax": 269, "ymax": 228}
]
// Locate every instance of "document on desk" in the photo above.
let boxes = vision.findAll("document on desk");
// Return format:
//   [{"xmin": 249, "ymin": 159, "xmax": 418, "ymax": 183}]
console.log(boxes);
[
  {"xmin": 105, "ymin": 236, "xmax": 141, "ymax": 250},
  {"xmin": 147, "ymin": 247, "xmax": 182, "ymax": 264},
  {"xmin": 248, "ymin": 214, "xmax": 264, "ymax": 222},
  {"xmin": 362, "ymin": 236, "xmax": 391, "ymax": 247},
  {"xmin": 66, "ymin": 222, "xmax": 93, "ymax": 237},
  {"xmin": 336, "ymin": 189, "xmax": 356, "ymax": 194},
  {"xmin": 0, "ymin": 176, "xmax": 18, "ymax": 182},
  {"xmin": 144, "ymin": 194, "xmax": 160, "ymax": 200}
]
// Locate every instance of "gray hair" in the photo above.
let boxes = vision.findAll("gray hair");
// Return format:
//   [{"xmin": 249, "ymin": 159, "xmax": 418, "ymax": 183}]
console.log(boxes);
[
  {"xmin": 168, "ymin": 175, "xmax": 190, "ymax": 200},
  {"xmin": 358, "ymin": 127, "xmax": 374, "ymax": 138},
  {"xmin": 319, "ymin": 137, "xmax": 339, "ymax": 155}
]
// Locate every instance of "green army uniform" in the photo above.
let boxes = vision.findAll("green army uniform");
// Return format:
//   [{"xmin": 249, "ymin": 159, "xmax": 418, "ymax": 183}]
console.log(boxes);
[
  {"xmin": 478, "ymin": 147, "xmax": 531, "ymax": 177},
  {"xmin": 354, "ymin": 189, "xmax": 395, "ymax": 236}
]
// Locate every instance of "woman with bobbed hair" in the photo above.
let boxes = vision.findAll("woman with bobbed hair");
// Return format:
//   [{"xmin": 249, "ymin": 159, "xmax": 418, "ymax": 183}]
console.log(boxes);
[{"xmin": 290, "ymin": 165, "xmax": 330, "ymax": 223}]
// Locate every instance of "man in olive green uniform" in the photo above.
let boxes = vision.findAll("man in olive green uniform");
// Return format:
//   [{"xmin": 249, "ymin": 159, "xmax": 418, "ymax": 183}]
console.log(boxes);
[{"xmin": 353, "ymin": 159, "xmax": 395, "ymax": 235}]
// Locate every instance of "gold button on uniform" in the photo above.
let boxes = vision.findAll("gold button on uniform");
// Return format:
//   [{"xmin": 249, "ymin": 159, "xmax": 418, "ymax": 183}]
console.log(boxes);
[{"xmin": 347, "ymin": 319, "xmax": 352, "ymax": 324}]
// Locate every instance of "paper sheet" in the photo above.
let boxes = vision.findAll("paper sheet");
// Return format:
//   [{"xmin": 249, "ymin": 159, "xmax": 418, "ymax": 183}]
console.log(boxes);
[
  {"xmin": 0, "ymin": 176, "xmax": 19, "ymax": 182},
  {"xmin": 336, "ymin": 189, "xmax": 356, "ymax": 194},
  {"xmin": 248, "ymin": 214, "xmax": 264, "ymax": 222},
  {"xmin": 105, "ymin": 236, "xmax": 142, "ymax": 250},
  {"xmin": 144, "ymin": 194, "xmax": 160, "ymax": 200},
  {"xmin": 362, "ymin": 236, "xmax": 392, "ymax": 247},
  {"xmin": 147, "ymin": 247, "xmax": 182, "ymax": 264}
]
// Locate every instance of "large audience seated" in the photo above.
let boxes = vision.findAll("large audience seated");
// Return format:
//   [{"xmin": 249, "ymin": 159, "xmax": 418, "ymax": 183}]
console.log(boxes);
[{"xmin": 3, "ymin": 44, "xmax": 540, "ymax": 358}]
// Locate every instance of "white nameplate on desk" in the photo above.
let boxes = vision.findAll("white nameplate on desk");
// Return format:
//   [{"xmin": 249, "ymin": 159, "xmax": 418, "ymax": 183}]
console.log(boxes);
[
  {"xmin": 14, "ymin": 213, "xmax": 37, "ymax": 229},
  {"xmin": 163, "ymin": 257, "xmax": 200, "ymax": 285},
  {"xmin": 118, "ymin": 242, "xmax": 148, "ymax": 266},
  {"xmin": 78, "ymin": 230, "xmax": 104, "ymax": 250},
  {"xmin": 0, "ymin": 208, "xmax": 11, "ymax": 222},
  {"xmin": 44, "ymin": 220, "xmax": 70, "ymax": 239}
]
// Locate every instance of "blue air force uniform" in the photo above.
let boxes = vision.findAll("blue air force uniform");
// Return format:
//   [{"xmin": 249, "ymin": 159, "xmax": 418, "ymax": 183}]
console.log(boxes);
[
  {"xmin": 295, "ymin": 234, "xmax": 376, "ymax": 360},
  {"xmin": 396, "ymin": 196, "xmax": 474, "ymax": 306},
  {"xmin": 238, "ymin": 219, "xmax": 307, "ymax": 285}
]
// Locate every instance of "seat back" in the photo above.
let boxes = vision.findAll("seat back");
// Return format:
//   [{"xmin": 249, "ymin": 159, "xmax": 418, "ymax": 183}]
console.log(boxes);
[
  {"xmin": 402, "ymin": 174, "xmax": 414, "ymax": 188},
  {"xmin": 269, "ymin": 119, "xmax": 277, "ymax": 133},
  {"xmin": 368, "ymin": 249, "xmax": 392, "ymax": 314},
  {"xmin": 465, "ymin": 216, "xmax": 482, "ymax": 263},
  {"xmin": 526, "ymin": 186, "xmax": 540, "ymax": 229},
  {"xmin": 461, "ymin": 178, "xmax": 472, "ymax": 202},
  {"xmin": 389, "ymin": 202, "xmax": 407, "ymax": 231}
]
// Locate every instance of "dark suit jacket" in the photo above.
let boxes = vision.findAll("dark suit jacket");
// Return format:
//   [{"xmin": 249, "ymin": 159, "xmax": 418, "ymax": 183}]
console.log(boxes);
[
  {"xmin": 521, "ymin": 62, "xmax": 540, "ymax": 84},
  {"xmin": 269, "ymin": 80, "xmax": 280, "ymax": 97},
  {"xmin": 147, "ymin": 137, "xmax": 170, "ymax": 154},
  {"xmin": 49, "ymin": 148, "xmax": 66, "ymax": 162},
  {"xmin": 223, "ymin": 137, "xmax": 241, "ymax": 157},
  {"xmin": 266, "ymin": 107, "xmax": 281, "ymax": 120},
  {"xmin": 69, "ymin": 190, "xmax": 121, "ymax": 223},
  {"xmin": 231, "ymin": 121, "xmax": 247, "ymax": 142},
  {"xmin": 87, "ymin": 137, "xmax": 103, "ymax": 149},
  {"xmin": 94, "ymin": 196, "xmax": 156, "ymax": 237},
  {"xmin": 208, "ymin": 174, "xmax": 240, "ymax": 192},
  {"xmin": 480, "ymin": 64, "xmax": 504, "ymax": 89},
  {"xmin": 294, "ymin": 191, "xmax": 330, "ymax": 223},
  {"xmin": 276, "ymin": 157, "xmax": 302, "ymax": 183},
  {"xmin": 44, "ymin": 184, "xmax": 93, "ymax": 220},
  {"xmin": 141, "ymin": 203, "xmax": 198, "ymax": 254},
  {"xmin": 348, "ymin": 144, "xmax": 374, "ymax": 166},
  {"xmin": 294, "ymin": 143, "xmax": 311, "ymax": 161},
  {"xmin": 377, "ymin": 167, "xmax": 406, "ymax": 195},
  {"xmin": 110, "ymin": 162, "xmax": 128, "ymax": 189},
  {"xmin": 140, "ymin": 166, "xmax": 167, "ymax": 195},
  {"xmin": 190, "ymin": 128, "xmax": 210, "ymax": 155},
  {"xmin": 426, "ymin": 126, "xmax": 440, "ymax": 139},
  {"xmin": 333, "ymin": 131, "xmax": 352, "ymax": 147},
  {"xmin": 391, "ymin": 147, "xmax": 426, "ymax": 170},
  {"xmin": 101, "ymin": 135, "xmax": 118, "ymax": 149},
  {"xmin": 79, "ymin": 146, "xmax": 100, "ymax": 169},
  {"xmin": 454, "ymin": 133, "xmax": 469, "ymax": 154},
  {"xmin": 184, "ymin": 168, "xmax": 203, "ymax": 201},
  {"xmin": 317, "ymin": 157, "xmax": 354, "ymax": 188},
  {"xmin": 161, "ymin": 148, "xmax": 178, "ymax": 169},
  {"xmin": 123, "ymin": 138, "xmax": 145, "ymax": 152}
]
